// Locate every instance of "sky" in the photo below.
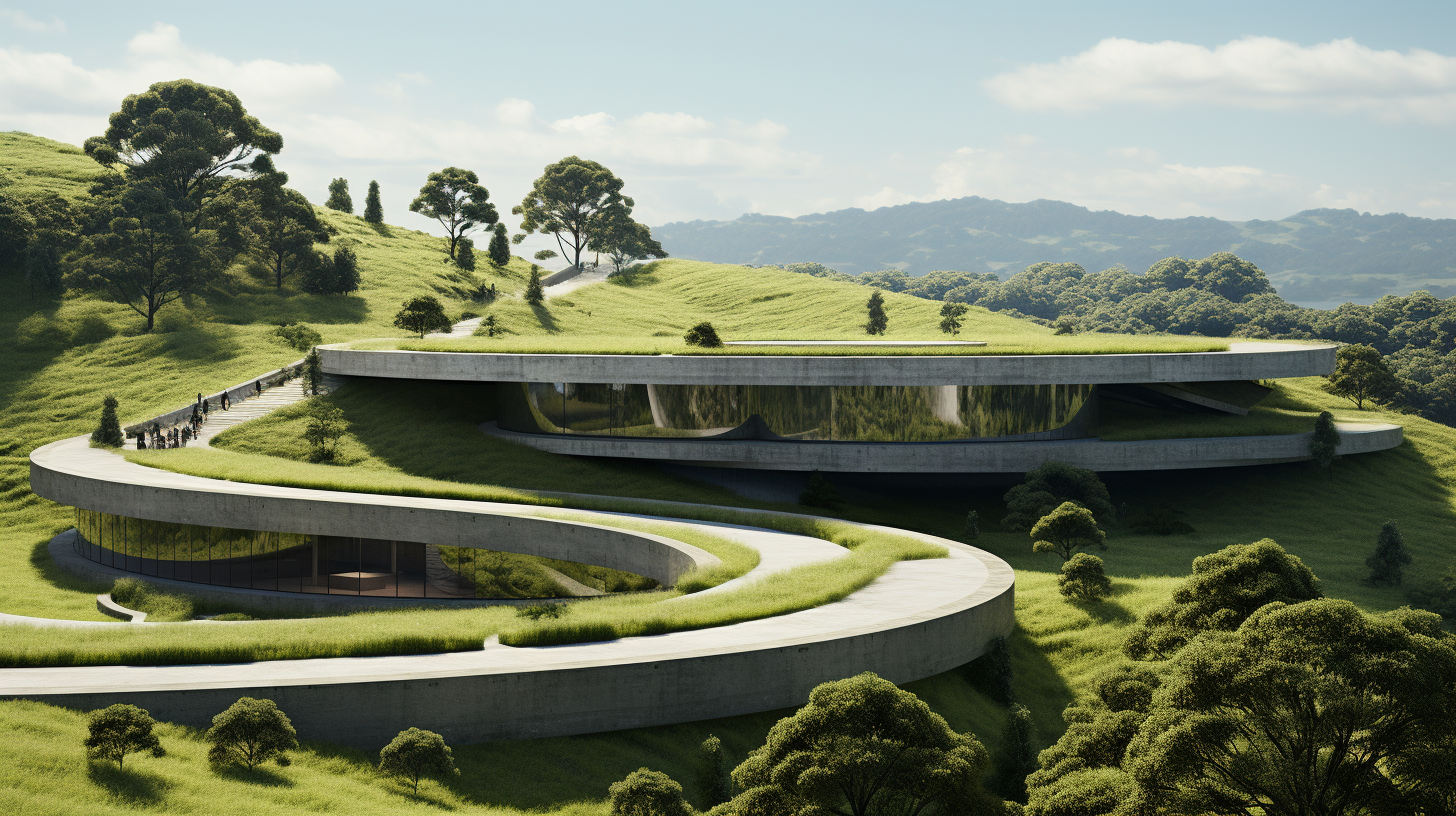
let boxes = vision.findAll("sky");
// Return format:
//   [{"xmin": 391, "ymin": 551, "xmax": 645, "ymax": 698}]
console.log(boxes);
[{"xmin": 3, "ymin": 0, "xmax": 1456, "ymax": 262}]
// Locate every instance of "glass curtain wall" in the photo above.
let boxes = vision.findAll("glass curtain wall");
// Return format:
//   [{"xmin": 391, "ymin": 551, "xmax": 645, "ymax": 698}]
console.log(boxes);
[
  {"xmin": 500, "ymin": 382, "xmax": 1095, "ymax": 441},
  {"xmin": 74, "ymin": 510, "xmax": 495, "ymax": 599}
]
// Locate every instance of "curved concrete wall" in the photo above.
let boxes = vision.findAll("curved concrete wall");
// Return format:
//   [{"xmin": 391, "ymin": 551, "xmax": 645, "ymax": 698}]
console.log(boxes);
[
  {"xmin": 484, "ymin": 422, "xmax": 1404, "ymax": 473},
  {"xmin": 320, "ymin": 341, "xmax": 1335, "ymax": 387},
  {"xmin": 29, "ymin": 437, "xmax": 716, "ymax": 587}
]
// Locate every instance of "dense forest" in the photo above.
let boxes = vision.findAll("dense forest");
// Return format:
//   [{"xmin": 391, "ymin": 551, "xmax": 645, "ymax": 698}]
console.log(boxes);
[
  {"xmin": 656, "ymin": 197, "xmax": 1456, "ymax": 305},
  {"xmin": 774, "ymin": 255, "xmax": 1456, "ymax": 426}
]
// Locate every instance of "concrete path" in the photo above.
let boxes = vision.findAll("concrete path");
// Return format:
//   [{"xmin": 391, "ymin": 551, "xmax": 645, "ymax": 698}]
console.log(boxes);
[
  {"xmin": 546, "ymin": 265, "xmax": 611, "ymax": 296},
  {"xmin": 195, "ymin": 379, "xmax": 310, "ymax": 446}
]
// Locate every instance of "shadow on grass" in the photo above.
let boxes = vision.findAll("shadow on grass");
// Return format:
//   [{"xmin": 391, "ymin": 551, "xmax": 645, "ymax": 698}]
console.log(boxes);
[
  {"xmin": 1076, "ymin": 596, "xmax": 1135, "ymax": 625},
  {"xmin": 530, "ymin": 303, "xmax": 559, "ymax": 333},
  {"xmin": 87, "ymin": 761, "xmax": 170, "ymax": 802},
  {"xmin": 211, "ymin": 763, "xmax": 295, "ymax": 786},
  {"xmin": 29, "ymin": 534, "xmax": 110, "ymax": 596}
]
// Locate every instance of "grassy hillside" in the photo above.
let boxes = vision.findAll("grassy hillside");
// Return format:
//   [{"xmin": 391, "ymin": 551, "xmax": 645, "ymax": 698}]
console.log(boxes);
[
  {"xmin": 0, "ymin": 132, "xmax": 108, "ymax": 201},
  {"xmin": 399, "ymin": 259, "xmax": 1228, "ymax": 355}
]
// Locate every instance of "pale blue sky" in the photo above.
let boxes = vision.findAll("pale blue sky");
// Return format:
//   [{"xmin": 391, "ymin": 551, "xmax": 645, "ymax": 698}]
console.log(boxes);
[{"xmin": 4, "ymin": 0, "xmax": 1456, "ymax": 258}]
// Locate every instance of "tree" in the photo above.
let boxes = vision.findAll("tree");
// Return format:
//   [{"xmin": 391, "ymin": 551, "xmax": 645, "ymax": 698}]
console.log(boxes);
[
  {"xmin": 84, "ymin": 704, "xmax": 165, "ymax": 769},
  {"xmin": 303, "ymin": 399, "xmax": 345, "ymax": 463},
  {"xmin": 456, "ymin": 236, "xmax": 477, "ymax": 271},
  {"xmin": 683, "ymin": 322, "xmax": 722, "ymax": 348},
  {"xmin": 409, "ymin": 167, "xmax": 498, "ymax": 261},
  {"xmin": 93, "ymin": 395, "xmax": 124, "ymax": 448},
  {"xmin": 249, "ymin": 174, "xmax": 330, "ymax": 289},
  {"xmin": 1031, "ymin": 502, "xmax": 1106, "ymax": 562},
  {"xmin": 1326, "ymin": 343, "xmax": 1398, "ymax": 409},
  {"xmin": 84, "ymin": 79, "xmax": 282, "ymax": 232},
  {"xmin": 67, "ymin": 182, "xmax": 211, "ymax": 332},
  {"xmin": 487, "ymin": 222, "xmax": 511, "ymax": 267},
  {"xmin": 378, "ymin": 727, "xmax": 459, "ymax": 794},
  {"xmin": 325, "ymin": 178, "xmax": 352, "ymax": 213},
  {"xmin": 591, "ymin": 206, "xmax": 667, "ymax": 274},
  {"xmin": 273, "ymin": 322, "xmax": 322, "ymax": 351},
  {"xmin": 865, "ymin": 289, "xmax": 888, "ymax": 335},
  {"xmin": 1124, "ymin": 600, "xmax": 1456, "ymax": 816},
  {"xmin": 1058, "ymin": 553, "xmax": 1112, "ymax": 602},
  {"xmin": 363, "ymin": 180, "xmax": 383, "ymax": 224},
  {"xmin": 992, "ymin": 705, "xmax": 1038, "ymax": 803},
  {"xmin": 331, "ymin": 246, "xmax": 360, "ymax": 294},
  {"xmin": 695, "ymin": 735, "xmax": 731, "ymax": 809},
  {"xmin": 608, "ymin": 767, "xmax": 692, "ymax": 816},
  {"xmin": 722, "ymin": 672, "xmax": 1001, "ymax": 816},
  {"xmin": 1365, "ymin": 520, "xmax": 1412, "ymax": 587},
  {"xmin": 205, "ymin": 697, "xmax": 298, "ymax": 769},
  {"xmin": 524, "ymin": 266, "xmax": 544, "ymax": 306},
  {"xmin": 303, "ymin": 348, "xmax": 323, "ymax": 396},
  {"xmin": 479, "ymin": 314, "xmax": 499, "ymax": 337},
  {"xmin": 940, "ymin": 301, "xmax": 969, "ymax": 335},
  {"xmin": 963, "ymin": 509, "xmax": 980, "ymax": 541},
  {"xmin": 1002, "ymin": 462, "xmax": 1115, "ymax": 532},
  {"xmin": 798, "ymin": 471, "xmax": 838, "ymax": 508},
  {"xmin": 1123, "ymin": 539, "xmax": 1322, "ymax": 660},
  {"xmin": 533, "ymin": 249, "xmax": 557, "ymax": 262},
  {"xmin": 1309, "ymin": 410, "xmax": 1340, "ymax": 473},
  {"xmin": 514, "ymin": 156, "xmax": 631, "ymax": 270},
  {"xmin": 394, "ymin": 295, "xmax": 452, "ymax": 338}
]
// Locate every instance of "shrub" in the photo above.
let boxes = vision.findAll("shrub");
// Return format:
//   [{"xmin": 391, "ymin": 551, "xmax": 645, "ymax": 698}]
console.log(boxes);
[
  {"xmin": 525, "ymin": 265, "xmax": 544, "ymax": 306},
  {"xmin": 487, "ymin": 222, "xmax": 510, "ymax": 267},
  {"xmin": 695, "ymin": 735, "xmax": 731, "ymax": 809},
  {"xmin": 85, "ymin": 704, "xmax": 165, "ymax": 768},
  {"xmin": 93, "ymin": 395, "xmax": 123, "ymax": 448},
  {"xmin": 206, "ymin": 697, "xmax": 298, "ymax": 769},
  {"xmin": 1058, "ymin": 553, "xmax": 1113, "ymax": 602},
  {"xmin": 303, "ymin": 348, "xmax": 323, "ymax": 396},
  {"xmin": 456, "ymin": 236, "xmax": 476, "ymax": 271},
  {"xmin": 1002, "ymin": 461, "xmax": 1115, "ymax": 531},
  {"xmin": 379, "ymin": 727, "xmax": 459, "ymax": 794},
  {"xmin": 515, "ymin": 602, "xmax": 568, "ymax": 621},
  {"xmin": 609, "ymin": 768, "xmax": 691, "ymax": 816},
  {"xmin": 363, "ymin": 180, "xmax": 383, "ymax": 224},
  {"xmin": 303, "ymin": 399, "xmax": 346, "ymax": 463},
  {"xmin": 1309, "ymin": 410, "xmax": 1340, "ymax": 473},
  {"xmin": 992, "ymin": 704, "xmax": 1037, "ymax": 802},
  {"xmin": 940, "ymin": 301, "xmax": 969, "ymax": 335},
  {"xmin": 684, "ymin": 322, "xmax": 723, "ymax": 348},
  {"xmin": 325, "ymin": 177, "xmax": 352, "ymax": 213},
  {"xmin": 962, "ymin": 509, "xmax": 980, "ymax": 541},
  {"xmin": 273, "ymin": 322, "xmax": 323, "ymax": 352},
  {"xmin": 865, "ymin": 289, "xmax": 888, "ymax": 335},
  {"xmin": 473, "ymin": 314, "xmax": 500, "ymax": 337}
]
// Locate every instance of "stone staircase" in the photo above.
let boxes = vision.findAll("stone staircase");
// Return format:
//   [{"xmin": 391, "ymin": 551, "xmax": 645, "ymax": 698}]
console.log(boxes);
[{"xmin": 194, "ymin": 380, "xmax": 310, "ymax": 446}]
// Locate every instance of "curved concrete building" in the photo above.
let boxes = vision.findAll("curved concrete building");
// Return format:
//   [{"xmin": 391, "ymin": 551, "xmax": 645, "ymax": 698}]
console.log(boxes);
[{"xmin": 319, "ymin": 341, "xmax": 1403, "ymax": 472}]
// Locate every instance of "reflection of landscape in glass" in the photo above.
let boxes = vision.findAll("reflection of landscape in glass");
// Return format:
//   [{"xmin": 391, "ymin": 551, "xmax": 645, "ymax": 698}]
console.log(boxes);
[
  {"xmin": 73, "ymin": 510, "xmax": 652, "ymax": 599},
  {"xmin": 502, "ymin": 382, "xmax": 1093, "ymax": 441}
]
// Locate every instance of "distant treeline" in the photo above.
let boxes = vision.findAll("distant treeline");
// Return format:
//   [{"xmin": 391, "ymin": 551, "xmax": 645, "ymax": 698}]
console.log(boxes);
[{"xmin": 772, "ymin": 256, "xmax": 1456, "ymax": 426}]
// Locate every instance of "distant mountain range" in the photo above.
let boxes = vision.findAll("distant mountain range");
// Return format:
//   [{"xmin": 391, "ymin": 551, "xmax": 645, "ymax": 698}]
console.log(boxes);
[{"xmin": 654, "ymin": 197, "xmax": 1456, "ymax": 307}]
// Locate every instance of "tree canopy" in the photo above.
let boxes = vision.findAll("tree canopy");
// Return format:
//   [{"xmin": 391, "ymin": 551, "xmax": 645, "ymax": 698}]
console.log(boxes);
[
  {"xmin": 1031, "ymin": 502, "xmax": 1106, "ymax": 562},
  {"xmin": 205, "ymin": 697, "xmax": 298, "ymax": 769},
  {"xmin": 1123, "ymin": 539, "xmax": 1322, "ymax": 660},
  {"xmin": 84, "ymin": 704, "xmax": 165, "ymax": 769},
  {"xmin": 248, "ymin": 173, "xmax": 330, "ymax": 289},
  {"xmin": 325, "ymin": 177, "xmax": 352, "ymax": 213},
  {"xmin": 865, "ymin": 289, "xmax": 888, "ymax": 335},
  {"xmin": 514, "ymin": 156, "xmax": 631, "ymax": 270},
  {"xmin": 1002, "ymin": 461, "xmax": 1115, "ymax": 532},
  {"xmin": 363, "ymin": 180, "xmax": 383, "ymax": 224},
  {"xmin": 394, "ymin": 295, "xmax": 451, "ymax": 338},
  {"xmin": 409, "ymin": 167, "xmax": 497, "ymax": 262},
  {"xmin": 83, "ymin": 79, "xmax": 282, "ymax": 230},
  {"xmin": 591, "ymin": 207, "xmax": 666, "ymax": 274},
  {"xmin": 607, "ymin": 768, "xmax": 692, "ymax": 816},
  {"xmin": 378, "ymin": 727, "xmax": 459, "ymax": 793},
  {"xmin": 720, "ymin": 672, "xmax": 1002, "ymax": 815},
  {"xmin": 1327, "ymin": 343, "xmax": 1399, "ymax": 409}
]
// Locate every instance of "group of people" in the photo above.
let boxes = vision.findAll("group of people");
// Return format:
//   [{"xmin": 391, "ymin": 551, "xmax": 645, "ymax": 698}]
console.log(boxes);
[{"xmin": 134, "ymin": 391, "xmax": 231, "ymax": 450}]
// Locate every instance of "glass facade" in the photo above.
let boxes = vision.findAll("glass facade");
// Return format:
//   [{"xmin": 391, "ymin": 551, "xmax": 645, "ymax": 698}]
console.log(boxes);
[
  {"xmin": 498, "ymin": 382, "xmax": 1095, "ymax": 442},
  {"xmin": 76, "ymin": 510, "xmax": 531, "ymax": 599}
]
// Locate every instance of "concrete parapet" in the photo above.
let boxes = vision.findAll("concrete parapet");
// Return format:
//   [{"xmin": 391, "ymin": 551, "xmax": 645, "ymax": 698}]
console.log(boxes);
[
  {"xmin": 483, "ymin": 422, "xmax": 1404, "ymax": 473},
  {"xmin": 318, "ymin": 341, "xmax": 1336, "ymax": 387}
]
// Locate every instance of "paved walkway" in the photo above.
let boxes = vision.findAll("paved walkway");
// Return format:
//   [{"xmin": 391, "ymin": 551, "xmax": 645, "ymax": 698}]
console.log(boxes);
[{"xmin": 195, "ymin": 379, "xmax": 310, "ymax": 446}]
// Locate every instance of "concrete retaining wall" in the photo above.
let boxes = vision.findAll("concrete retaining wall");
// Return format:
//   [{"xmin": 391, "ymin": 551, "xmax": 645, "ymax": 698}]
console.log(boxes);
[
  {"xmin": 319, "ymin": 341, "xmax": 1335, "ymax": 387},
  {"xmin": 484, "ymin": 422, "xmax": 1404, "ymax": 473},
  {"xmin": 123, "ymin": 359, "xmax": 305, "ymax": 437},
  {"xmin": 30, "ymin": 437, "xmax": 717, "ymax": 587}
]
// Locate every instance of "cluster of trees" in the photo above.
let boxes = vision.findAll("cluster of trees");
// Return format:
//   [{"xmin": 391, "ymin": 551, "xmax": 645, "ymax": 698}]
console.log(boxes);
[
  {"xmin": 85, "ymin": 696, "xmax": 459, "ymax": 793},
  {"xmin": 777, "ymin": 255, "xmax": 1456, "ymax": 426},
  {"xmin": 0, "ymin": 80, "xmax": 370, "ymax": 333}
]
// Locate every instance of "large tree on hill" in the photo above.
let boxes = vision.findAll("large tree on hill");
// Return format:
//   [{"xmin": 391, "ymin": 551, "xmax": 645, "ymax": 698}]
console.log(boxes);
[
  {"xmin": 514, "ymin": 156, "xmax": 631, "ymax": 270},
  {"xmin": 325, "ymin": 178, "xmax": 352, "ymax": 213},
  {"xmin": 487, "ymin": 222, "xmax": 511, "ymax": 267},
  {"xmin": 249, "ymin": 173, "xmax": 330, "ymax": 289},
  {"xmin": 67, "ymin": 181, "xmax": 213, "ymax": 332},
  {"xmin": 409, "ymin": 167, "xmax": 497, "ymax": 262},
  {"xmin": 590, "ymin": 206, "xmax": 666, "ymax": 273},
  {"xmin": 363, "ymin": 180, "xmax": 384, "ymax": 224},
  {"xmin": 1327, "ymin": 343, "xmax": 1399, "ymax": 409},
  {"xmin": 83, "ymin": 79, "xmax": 283, "ymax": 231}
]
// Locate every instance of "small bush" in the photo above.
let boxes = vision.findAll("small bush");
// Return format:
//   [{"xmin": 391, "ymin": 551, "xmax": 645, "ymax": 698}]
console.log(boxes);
[
  {"xmin": 273, "ymin": 322, "xmax": 323, "ymax": 352},
  {"xmin": 683, "ymin": 322, "xmax": 723, "ymax": 348},
  {"xmin": 1058, "ymin": 553, "xmax": 1113, "ymax": 602},
  {"xmin": 92, "ymin": 395, "xmax": 123, "ymax": 448},
  {"xmin": 515, "ymin": 602, "xmax": 569, "ymax": 621},
  {"xmin": 608, "ymin": 767, "xmax": 691, "ymax": 816}
]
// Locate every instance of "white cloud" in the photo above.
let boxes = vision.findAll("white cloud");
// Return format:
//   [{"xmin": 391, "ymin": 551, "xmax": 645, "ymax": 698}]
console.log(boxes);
[
  {"xmin": 854, "ymin": 186, "xmax": 919, "ymax": 210},
  {"xmin": 1, "ymin": 8, "xmax": 64, "ymax": 33},
  {"xmin": 985, "ymin": 36, "xmax": 1456, "ymax": 121}
]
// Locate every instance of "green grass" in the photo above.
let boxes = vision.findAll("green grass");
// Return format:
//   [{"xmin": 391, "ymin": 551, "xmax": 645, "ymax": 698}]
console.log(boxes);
[
  {"xmin": 388, "ymin": 259, "xmax": 1230, "ymax": 356},
  {"xmin": 1093, "ymin": 383, "xmax": 1364, "ymax": 441},
  {"xmin": 0, "ymin": 132, "xmax": 108, "ymax": 201}
]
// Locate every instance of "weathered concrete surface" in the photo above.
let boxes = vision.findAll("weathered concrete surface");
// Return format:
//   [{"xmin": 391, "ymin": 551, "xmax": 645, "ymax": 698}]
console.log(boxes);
[
  {"xmin": 30, "ymin": 436, "xmax": 718, "ymax": 587},
  {"xmin": 0, "ymin": 528, "xmax": 1013, "ymax": 749},
  {"xmin": 483, "ymin": 421, "xmax": 1404, "ymax": 473},
  {"xmin": 319, "ymin": 341, "xmax": 1335, "ymax": 387}
]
